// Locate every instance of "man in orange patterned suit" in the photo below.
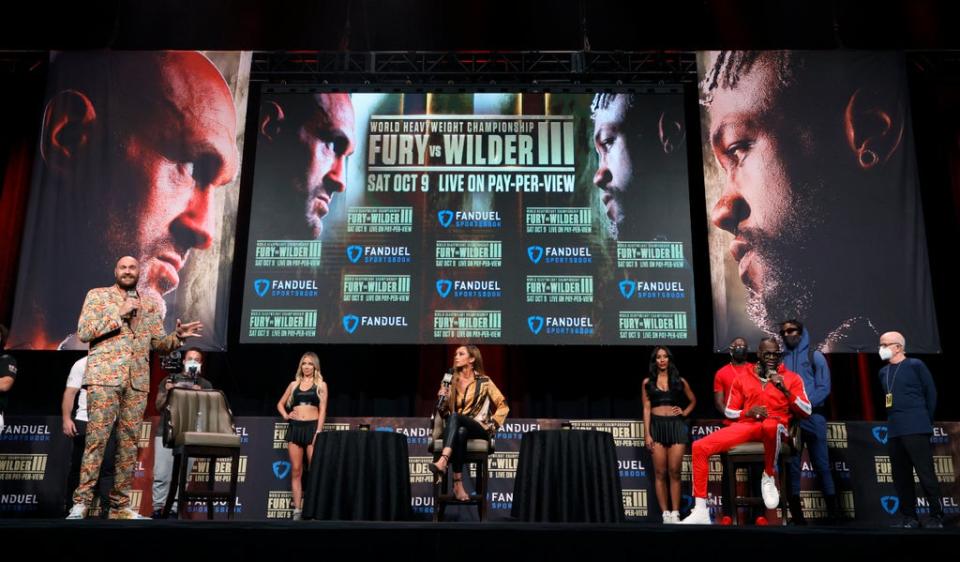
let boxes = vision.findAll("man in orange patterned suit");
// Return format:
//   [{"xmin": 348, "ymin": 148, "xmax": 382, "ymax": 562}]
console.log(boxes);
[{"xmin": 66, "ymin": 256, "xmax": 203, "ymax": 520}]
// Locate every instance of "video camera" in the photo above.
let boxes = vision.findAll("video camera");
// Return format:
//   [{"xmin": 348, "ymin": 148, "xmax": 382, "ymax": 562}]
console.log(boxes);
[{"xmin": 160, "ymin": 350, "xmax": 200, "ymax": 387}]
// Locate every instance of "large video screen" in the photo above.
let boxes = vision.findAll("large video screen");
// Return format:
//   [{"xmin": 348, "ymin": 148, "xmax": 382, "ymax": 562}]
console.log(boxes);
[{"xmin": 240, "ymin": 91, "xmax": 696, "ymax": 345}]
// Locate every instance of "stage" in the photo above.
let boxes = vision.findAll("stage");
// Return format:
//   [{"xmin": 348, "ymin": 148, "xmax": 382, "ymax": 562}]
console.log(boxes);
[{"xmin": 4, "ymin": 519, "xmax": 956, "ymax": 561}]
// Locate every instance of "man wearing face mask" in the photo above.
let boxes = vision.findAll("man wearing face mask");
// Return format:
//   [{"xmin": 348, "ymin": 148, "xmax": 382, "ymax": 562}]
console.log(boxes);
[
  {"xmin": 714, "ymin": 337, "xmax": 753, "ymax": 426},
  {"xmin": 780, "ymin": 319, "xmax": 837, "ymax": 524},
  {"xmin": 682, "ymin": 338, "xmax": 811, "ymax": 524},
  {"xmin": 150, "ymin": 347, "xmax": 213, "ymax": 519},
  {"xmin": 877, "ymin": 332, "xmax": 942, "ymax": 529}
]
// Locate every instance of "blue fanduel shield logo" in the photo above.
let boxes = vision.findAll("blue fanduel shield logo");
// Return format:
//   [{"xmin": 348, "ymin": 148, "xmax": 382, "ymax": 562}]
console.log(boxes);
[
  {"xmin": 880, "ymin": 496, "xmax": 900, "ymax": 515},
  {"xmin": 619, "ymin": 280, "xmax": 636, "ymax": 299},
  {"xmin": 436, "ymin": 279, "xmax": 453, "ymax": 298},
  {"xmin": 438, "ymin": 210, "xmax": 454, "ymax": 228},
  {"xmin": 527, "ymin": 246, "xmax": 544, "ymax": 264},
  {"xmin": 272, "ymin": 461, "xmax": 291, "ymax": 480},
  {"xmin": 347, "ymin": 245, "xmax": 363, "ymax": 263},
  {"xmin": 375, "ymin": 427, "xmax": 394, "ymax": 433},
  {"xmin": 872, "ymin": 426, "xmax": 889, "ymax": 445},
  {"xmin": 682, "ymin": 494, "xmax": 694, "ymax": 511},
  {"xmin": 254, "ymin": 279, "xmax": 270, "ymax": 297},
  {"xmin": 528, "ymin": 316, "xmax": 544, "ymax": 335},
  {"xmin": 342, "ymin": 315, "xmax": 360, "ymax": 334}
]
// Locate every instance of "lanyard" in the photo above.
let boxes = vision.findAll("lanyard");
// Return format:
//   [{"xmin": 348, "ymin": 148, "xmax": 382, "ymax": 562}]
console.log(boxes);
[{"xmin": 885, "ymin": 363, "xmax": 903, "ymax": 394}]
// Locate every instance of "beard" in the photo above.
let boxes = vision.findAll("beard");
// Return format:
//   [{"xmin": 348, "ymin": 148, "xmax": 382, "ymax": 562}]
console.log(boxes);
[
  {"xmin": 743, "ymin": 233, "xmax": 817, "ymax": 336},
  {"xmin": 743, "ymin": 170, "xmax": 825, "ymax": 335}
]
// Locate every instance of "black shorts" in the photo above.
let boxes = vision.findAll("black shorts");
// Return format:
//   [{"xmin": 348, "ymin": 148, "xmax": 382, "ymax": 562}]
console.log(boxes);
[
  {"xmin": 650, "ymin": 415, "xmax": 689, "ymax": 446},
  {"xmin": 285, "ymin": 420, "xmax": 317, "ymax": 447}
]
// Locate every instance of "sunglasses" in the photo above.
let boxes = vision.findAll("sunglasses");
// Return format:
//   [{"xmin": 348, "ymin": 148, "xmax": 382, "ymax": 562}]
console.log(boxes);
[{"xmin": 779, "ymin": 328, "xmax": 800, "ymax": 336}]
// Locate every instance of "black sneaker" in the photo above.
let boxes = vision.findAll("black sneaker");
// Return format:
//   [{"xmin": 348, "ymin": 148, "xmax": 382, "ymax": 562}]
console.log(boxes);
[
  {"xmin": 899, "ymin": 517, "xmax": 920, "ymax": 529},
  {"xmin": 922, "ymin": 515, "xmax": 944, "ymax": 529},
  {"xmin": 150, "ymin": 509, "xmax": 163, "ymax": 519}
]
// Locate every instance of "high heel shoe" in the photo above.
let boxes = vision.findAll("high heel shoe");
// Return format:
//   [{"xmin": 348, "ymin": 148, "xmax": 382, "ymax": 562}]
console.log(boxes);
[
  {"xmin": 428, "ymin": 453, "xmax": 449, "ymax": 476},
  {"xmin": 452, "ymin": 476, "xmax": 470, "ymax": 502}
]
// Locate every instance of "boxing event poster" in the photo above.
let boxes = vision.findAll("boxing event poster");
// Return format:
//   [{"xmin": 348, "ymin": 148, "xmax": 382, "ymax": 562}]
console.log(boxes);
[
  {"xmin": 697, "ymin": 51, "xmax": 940, "ymax": 353},
  {"xmin": 241, "ymin": 91, "xmax": 697, "ymax": 345},
  {"xmin": 9, "ymin": 51, "xmax": 252, "ymax": 351}
]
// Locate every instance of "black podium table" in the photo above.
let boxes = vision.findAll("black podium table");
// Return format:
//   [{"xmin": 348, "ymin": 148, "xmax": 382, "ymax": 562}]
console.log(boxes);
[
  {"xmin": 511, "ymin": 430, "xmax": 624, "ymax": 523},
  {"xmin": 302, "ymin": 430, "xmax": 411, "ymax": 520}
]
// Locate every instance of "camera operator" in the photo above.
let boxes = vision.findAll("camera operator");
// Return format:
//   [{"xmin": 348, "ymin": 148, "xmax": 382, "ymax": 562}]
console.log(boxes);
[{"xmin": 151, "ymin": 347, "xmax": 213, "ymax": 518}]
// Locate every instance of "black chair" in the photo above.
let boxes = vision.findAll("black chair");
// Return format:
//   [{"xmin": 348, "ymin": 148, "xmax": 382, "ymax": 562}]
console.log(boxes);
[
  {"xmin": 161, "ymin": 389, "xmax": 242, "ymax": 520},
  {"xmin": 427, "ymin": 413, "xmax": 495, "ymax": 522}
]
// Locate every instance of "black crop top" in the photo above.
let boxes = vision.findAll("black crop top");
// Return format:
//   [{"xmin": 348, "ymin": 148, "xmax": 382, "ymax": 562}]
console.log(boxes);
[
  {"xmin": 292, "ymin": 384, "xmax": 320, "ymax": 407},
  {"xmin": 646, "ymin": 379, "xmax": 685, "ymax": 408}
]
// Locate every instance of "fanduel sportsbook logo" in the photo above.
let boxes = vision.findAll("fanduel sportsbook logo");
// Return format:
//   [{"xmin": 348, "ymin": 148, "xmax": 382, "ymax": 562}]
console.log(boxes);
[
  {"xmin": 254, "ymin": 279, "xmax": 269, "ymax": 297},
  {"xmin": 881, "ymin": 496, "xmax": 900, "ymax": 515},
  {"xmin": 342, "ymin": 314, "xmax": 408, "ymax": 334},
  {"xmin": 526, "ymin": 245, "xmax": 592, "ymax": 264},
  {"xmin": 253, "ymin": 278, "xmax": 319, "ymax": 298},
  {"xmin": 438, "ymin": 210, "xmax": 454, "ymax": 228},
  {"xmin": 272, "ymin": 461, "xmax": 291, "ymax": 480},
  {"xmin": 872, "ymin": 426, "xmax": 889, "ymax": 445},
  {"xmin": 438, "ymin": 209, "xmax": 501, "ymax": 229},
  {"xmin": 527, "ymin": 315, "xmax": 593, "ymax": 336},
  {"xmin": 436, "ymin": 279, "xmax": 501, "ymax": 299},
  {"xmin": 618, "ymin": 280, "xmax": 685, "ymax": 300},
  {"xmin": 347, "ymin": 245, "xmax": 411, "ymax": 264}
]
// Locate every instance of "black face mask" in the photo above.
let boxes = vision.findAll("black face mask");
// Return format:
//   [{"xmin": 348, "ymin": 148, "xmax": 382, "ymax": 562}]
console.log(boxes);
[
  {"xmin": 730, "ymin": 346, "xmax": 748, "ymax": 362},
  {"xmin": 784, "ymin": 335, "xmax": 801, "ymax": 349}
]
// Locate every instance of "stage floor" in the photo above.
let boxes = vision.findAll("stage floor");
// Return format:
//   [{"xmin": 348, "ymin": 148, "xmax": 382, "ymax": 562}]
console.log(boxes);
[{"xmin": 3, "ymin": 519, "xmax": 956, "ymax": 561}]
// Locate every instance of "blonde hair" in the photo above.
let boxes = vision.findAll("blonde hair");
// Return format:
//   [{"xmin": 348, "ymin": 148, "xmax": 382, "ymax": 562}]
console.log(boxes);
[{"xmin": 286, "ymin": 352, "xmax": 324, "ymax": 410}]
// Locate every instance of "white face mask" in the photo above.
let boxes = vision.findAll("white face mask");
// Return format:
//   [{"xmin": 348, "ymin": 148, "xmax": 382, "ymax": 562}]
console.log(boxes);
[
  {"xmin": 184, "ymin": 360, "xmax": 202, "ymax": 374},
  {"xmin": 878, "ymin": 347, "xmax": 893, "ymax": 361}
]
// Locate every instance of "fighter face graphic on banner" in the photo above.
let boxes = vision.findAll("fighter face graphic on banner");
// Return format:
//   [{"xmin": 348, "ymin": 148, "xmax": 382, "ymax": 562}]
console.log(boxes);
[
  {"xmin": 698, "ymin": 51, "xmax": 940, "ymax": 353},
  {"xmin": 9, "ymin": 51, "xmax": 252, "ymax": 350}
]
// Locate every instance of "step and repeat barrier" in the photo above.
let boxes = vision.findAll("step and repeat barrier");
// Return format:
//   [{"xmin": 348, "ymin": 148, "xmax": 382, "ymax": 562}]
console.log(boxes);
[{"xmin": 1, "ymin": 416, "xmax": 957, "ymax": 523}]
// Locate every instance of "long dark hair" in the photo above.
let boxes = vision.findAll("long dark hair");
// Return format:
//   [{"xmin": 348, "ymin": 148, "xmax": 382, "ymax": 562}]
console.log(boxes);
[
  {"xmin": 645, "ymin": 346, "xmax": 683, "ymax": 395},
  {"xmin": 448, "ymin": 345, "xmax": 485, "ymax": 414}
]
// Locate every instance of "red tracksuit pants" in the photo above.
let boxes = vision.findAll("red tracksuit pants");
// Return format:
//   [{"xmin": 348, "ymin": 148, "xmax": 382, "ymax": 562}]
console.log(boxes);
[{"xmin": 691, "ymin": 418, "xmax": 786, "ymax": 498}]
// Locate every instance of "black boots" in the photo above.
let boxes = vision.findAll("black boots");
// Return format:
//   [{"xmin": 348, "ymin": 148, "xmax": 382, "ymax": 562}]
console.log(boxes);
[{"xmin": 788, "ymin": 494, "xmax": 807, "ymax": 525}]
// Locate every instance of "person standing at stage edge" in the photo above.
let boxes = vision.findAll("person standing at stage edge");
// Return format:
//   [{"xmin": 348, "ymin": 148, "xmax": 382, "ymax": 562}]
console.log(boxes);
[
  {"xmin": 780, "ymin": 319, "xmax": 840, "ymax": 524},
  {"xmin": 66, "ymin": 256, "xmax": 202, "ymax": 520},
  {"xmin": 877, "ymin": 331, "xmax": 943, "ymax": 529}
]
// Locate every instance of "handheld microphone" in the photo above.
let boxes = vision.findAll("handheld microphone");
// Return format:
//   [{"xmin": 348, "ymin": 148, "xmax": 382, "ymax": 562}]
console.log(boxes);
[
  {"xmin": 436, "ymin": 369, "xmax": 454, "ymax": 411},
  {"xmin": 126, "ymin": 289, "xmax": 139, "ymax": 318}
]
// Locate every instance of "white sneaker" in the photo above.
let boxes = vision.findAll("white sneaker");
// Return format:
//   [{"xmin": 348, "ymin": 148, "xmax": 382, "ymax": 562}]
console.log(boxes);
[
  {"xmin": 662, "ymin": 511, "xmax": 675, "ymax": 524},
  {"xmin": 680, "ymin": 504, "xmax": 712, "ymax": 525},
  {"xmin": 292, "ymin": 509, "xmax": 302, "ymax": 521},
  {"xmin": 66, "ymin": 503, "xmax": 88, "ymax": 520},
  {"xmin": 108, "ymin": 508, "xmax": 151, "ymax": 520},
  {"xmin": 761, "ymin": 473, "xmax": 780, "ymax": 509}
]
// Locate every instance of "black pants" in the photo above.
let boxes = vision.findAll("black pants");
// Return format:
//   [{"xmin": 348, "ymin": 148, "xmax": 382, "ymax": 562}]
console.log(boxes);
[
  {"xmin": 441, "ymin": 414, "xmax": 489, "ymax": 472},
  {"xmin": 65, "ymin": 420, "xmax": 117, "ymax": 513},
  {"xmin": 889, "ymin": 434, "xmax": 943, "ymax": 519}
]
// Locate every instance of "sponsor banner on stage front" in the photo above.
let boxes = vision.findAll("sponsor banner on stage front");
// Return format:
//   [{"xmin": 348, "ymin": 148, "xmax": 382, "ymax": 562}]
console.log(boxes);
[{"xmin": 0, "ymin": 416, "xmax": 956, "ymax": 523}]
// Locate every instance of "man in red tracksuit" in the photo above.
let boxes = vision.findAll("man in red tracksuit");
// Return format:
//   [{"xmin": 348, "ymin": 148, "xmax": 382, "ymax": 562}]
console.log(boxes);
[{"xmin": 682, "ymin": 337, "xmax": 811, "ymax": 524}]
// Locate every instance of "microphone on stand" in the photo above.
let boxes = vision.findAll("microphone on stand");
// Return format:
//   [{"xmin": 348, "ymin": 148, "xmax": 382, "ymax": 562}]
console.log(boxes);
[{"xmin": 436, "ymin": 369, "xmax": 454, "ymax": 411}]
